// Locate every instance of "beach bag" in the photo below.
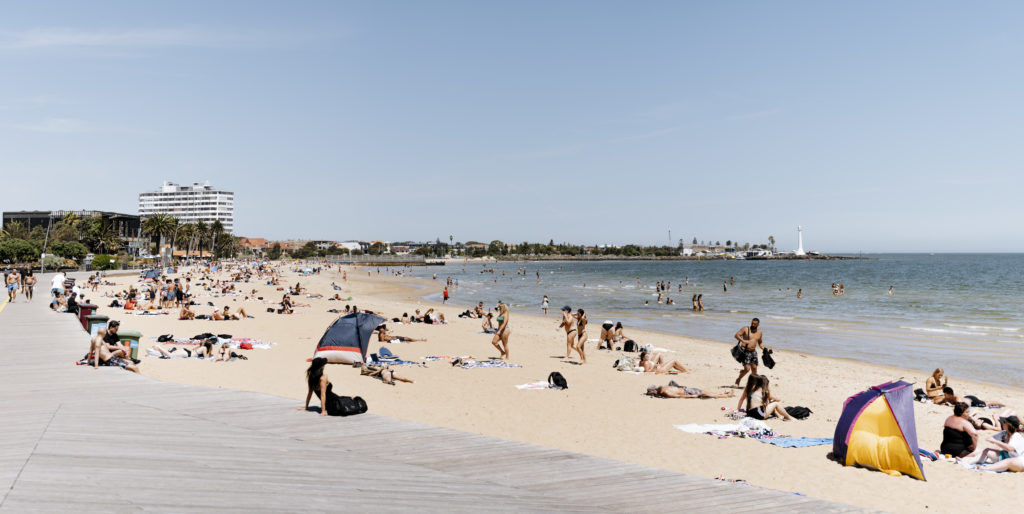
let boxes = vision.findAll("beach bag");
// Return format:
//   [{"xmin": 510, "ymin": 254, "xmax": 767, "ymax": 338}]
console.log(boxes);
[
  {"xmin": 623, "ymin": 340, "xmax": 639, "ymax": 352},
  {"xmin": 240, "ymin": 342, "xmax": 253, "ymax": 350},
  {"xmin": 613, "ymin": 355, "xmax": 635, "ymax": 371},
  {"xmin": 548, "ymin": 372, "xmax": 568, "ymax": 390},
  {"xmin": 784, "ymin": 406, "xmax": 812, "ymax": 420},
  {"xmin": 730, "ymin": 343, "xmax": 744, "ymax": 363},
  {"xmin": 334, "ymin": 395, "xmax": 368, "ymax": 416},
  {"xmin": 157, "ymin": 334, "xmax": 174, "ymax": 342},
  {"xmin": 914, "ymin": 388, "xmax": 927, "ymax": 402},
  {"xmin": 761, "ymin": 348, "xmax": 776, "ymax": 369}
]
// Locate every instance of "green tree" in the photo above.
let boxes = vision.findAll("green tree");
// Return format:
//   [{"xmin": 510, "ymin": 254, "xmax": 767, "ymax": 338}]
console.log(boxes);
[
  {"xmin": 210, "ymin": 220, "xmax": 224, "ymax": 256},
  {"xmin": 488, "ymin": 240, "xmax": 505, "ymax": 256},
  {"xmin": 51, "ymin": 213, "xmax": 82, "ymax": 242},
  {"xmin": 0, "ymin": 238, "xmax": 38, "ymax": 263},
  {"xmin": 50, "ymin": 240, "xmax": 88, "ymax": 261},
  {"xmin": 266, "ymin": 243, "xmax": 282, "ymax": 260},
  {"xmin": 368, "ymin": 242, "xmax": 386, "ymax": 255},
  {"xmin": 768, "ymin": 235, "xmax": 775, "ymax": 251},
  {"xmin": 142, "ymin": 214, "xmax": 177, "ymax": 264},
  {"xmin": 2, "ymin": 221, "xmax": 31, "ymax": 240},
  {"xmin": 194, "ymin": 220, "xmax": 209, "ymax": 258},
  {"xmin": 92, "ymin": 254, "xmax": 118, "ymax": 270}
]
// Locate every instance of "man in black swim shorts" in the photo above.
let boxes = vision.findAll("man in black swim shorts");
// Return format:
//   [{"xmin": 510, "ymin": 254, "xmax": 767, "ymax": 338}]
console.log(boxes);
[{"xmin": 734, "ymin": 318, "xmax": 769, "ymax": 386}]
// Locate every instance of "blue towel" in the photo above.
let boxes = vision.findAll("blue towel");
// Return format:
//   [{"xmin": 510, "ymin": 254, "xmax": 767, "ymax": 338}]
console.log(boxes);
[{"xmin": 758, "ymin": 437, "xmax": 833, "ymax": 448}]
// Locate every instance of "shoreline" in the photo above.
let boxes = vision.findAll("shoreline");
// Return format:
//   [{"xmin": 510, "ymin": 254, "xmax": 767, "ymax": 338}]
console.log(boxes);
[{"xmin": 92, "ymin": 263, "xmax": 1024, "ymax": 513}]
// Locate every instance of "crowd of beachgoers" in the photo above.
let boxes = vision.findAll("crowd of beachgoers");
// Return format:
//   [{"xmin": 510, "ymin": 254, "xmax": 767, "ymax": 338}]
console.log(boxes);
[{"xmin": 6, "ymin": 258, "xmax": 1022, "ymax": 511}]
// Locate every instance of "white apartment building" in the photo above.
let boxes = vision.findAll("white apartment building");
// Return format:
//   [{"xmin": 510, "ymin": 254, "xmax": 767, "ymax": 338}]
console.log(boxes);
[{"xmin": 138, "ymin": 181, "xmax": 234, "ymax": 232}]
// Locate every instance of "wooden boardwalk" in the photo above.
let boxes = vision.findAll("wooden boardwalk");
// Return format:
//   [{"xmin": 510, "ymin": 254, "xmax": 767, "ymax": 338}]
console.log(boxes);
[{"xmin": 0, "ymin": 276, "xmax": 868, "ymax": 513}]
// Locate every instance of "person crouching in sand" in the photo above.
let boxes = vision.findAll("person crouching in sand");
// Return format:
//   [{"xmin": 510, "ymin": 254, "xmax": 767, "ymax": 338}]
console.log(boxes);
[{"xmin": 736, "ymin": 375, "xmax": 793, "ymax": 421}]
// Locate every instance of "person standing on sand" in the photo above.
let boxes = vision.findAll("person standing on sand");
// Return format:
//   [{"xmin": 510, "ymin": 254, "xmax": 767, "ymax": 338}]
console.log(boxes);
[
  {"xmin": 575, "ymin": 308, "xmax": 589, "ymax": 363},
  {"xmin": 442, "ymin": 287, "xmax": 449, "ymax": 304},
  {"xmin": 491, "ymin": 301, "xmax": 511, "ymax": 360},
  {"xmin": 558, "ymin": 306, "xmax": 584, "ymax": 363},
  {"xmin": 734, "ymin": 318, "xmax": 768, "ymax": 386}
]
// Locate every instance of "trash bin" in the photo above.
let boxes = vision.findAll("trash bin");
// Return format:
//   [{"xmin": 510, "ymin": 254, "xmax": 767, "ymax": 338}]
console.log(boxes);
[
  {"xmin": 78, "ymin": 304, "xmax": 98, "ymax": 330},
  {"xmin": 86, "ymin": 314, "xmax": 109, "ymax": 337},
  {"xmin": 117, "ymin": 330, "xmax": 143, "ymax": 360}
]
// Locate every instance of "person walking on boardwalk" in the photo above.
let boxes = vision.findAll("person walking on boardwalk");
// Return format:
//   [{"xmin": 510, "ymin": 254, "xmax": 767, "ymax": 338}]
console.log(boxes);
[
  {"xmin": 734, "ymin": 318, "xmax": 769, "ymax": 387},
  {"xmin": 6, "ymin": 269, "xmax": 20, "ymax": 302}
]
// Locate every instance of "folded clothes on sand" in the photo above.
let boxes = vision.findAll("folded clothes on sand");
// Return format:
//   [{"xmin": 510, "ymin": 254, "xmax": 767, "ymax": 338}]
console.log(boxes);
[
  {"xmin": 515, "ymin": 381, "xmax": 552, "ymax": 390},
  {"xmin": 674, "ymin": 419, "xmax": 775, "ymax": 439}
]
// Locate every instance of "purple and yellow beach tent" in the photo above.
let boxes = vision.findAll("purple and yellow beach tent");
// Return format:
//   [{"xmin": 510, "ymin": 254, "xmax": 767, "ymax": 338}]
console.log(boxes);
[{"xmin": 832, "ymin": 380, "xmax": 925, "ymax": 480}]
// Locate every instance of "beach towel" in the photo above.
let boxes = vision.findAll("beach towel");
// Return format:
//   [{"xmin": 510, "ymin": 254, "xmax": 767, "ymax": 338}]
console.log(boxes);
[
  {"xmin": 756, "ymin": 437, "xmax": 832, "ymax": 448},
  {"xmin": 515, "ymin": 381, "xmax": 552, "ymax": 390},
  {"xmin": 454, "ymin": 359, "xmax": 522, "ymax": 369},
  {"xmin": 674, "ymin": 418, "xmax": 775, "ymax": 439}
]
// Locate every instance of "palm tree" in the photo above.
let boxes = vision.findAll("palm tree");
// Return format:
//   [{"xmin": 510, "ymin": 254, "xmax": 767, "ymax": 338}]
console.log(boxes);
[
  {"xmin": 177, "ymin": 223, "xmax": 195, "ymax": 259},
  {"xmin": 142, "ymin": 214, "xmax": 176, "ymax": 264},
  {"xmin": 768, "ymin": 235, "xmax": 776, "ymax": 252},
  {"xmin": 195, "ymin": 220, "xmax": 209, "ymax": 258},
  {"xmin": 1, "ymin": 220, "xmax": 29, "ymax": 240},
  {"xmin": 210, "ymin": 220, "xmax": 224, "ymax": 257}
]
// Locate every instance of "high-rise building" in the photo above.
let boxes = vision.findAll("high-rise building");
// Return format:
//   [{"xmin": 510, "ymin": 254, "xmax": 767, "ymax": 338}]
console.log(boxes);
[{"xmin": 138, "ymin": 181, "xmax": 234, "ymax": 232}]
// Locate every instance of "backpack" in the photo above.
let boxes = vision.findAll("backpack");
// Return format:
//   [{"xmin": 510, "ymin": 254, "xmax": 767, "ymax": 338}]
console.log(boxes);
[
  {"xmin": 623, "ymin": 340, "xmax": 639, "ymax": 352},
  {"xmin": 548, "ymin": 372, "xmax": 568, "ymax": 390},
  {"xmin": 335, "ymin": 395, "xmax": 368, "ymax": 416},
  {"xmin": 157, "ymin": 334, "xmax": 174, "ymax": 342},
  {"xmin": 784, "ymin": 406, "xmax": 812, "ymax": 420}
]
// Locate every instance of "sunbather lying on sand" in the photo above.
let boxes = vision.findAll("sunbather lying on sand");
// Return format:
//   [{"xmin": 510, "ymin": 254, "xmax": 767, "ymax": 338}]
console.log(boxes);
[
  {"xmin": 377, "ymin": 326, "xmax": 427, "ymax": 343},
  {"xmin": 639, "ymin": 350, "xmax": 689, "ymax": 374},
  {"xmin": 647, "ymin": 382, "xmax": 735, "ymax": 399},
  {"xmin": 148, "ymin": 340, "xmax": 216, "ymax": 359},
  {"xmin": 360, "ymin": 364, "xmax": 414, "ymax": 385}
]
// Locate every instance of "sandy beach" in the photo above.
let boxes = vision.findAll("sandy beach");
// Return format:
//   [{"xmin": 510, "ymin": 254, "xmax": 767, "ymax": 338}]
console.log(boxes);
[{"xmin": 87, "ymin": 262, "xmax": 1024, "ymax": 513}]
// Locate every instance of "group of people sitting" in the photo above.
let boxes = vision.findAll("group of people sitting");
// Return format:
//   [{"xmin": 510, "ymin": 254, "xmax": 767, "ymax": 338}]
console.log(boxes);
[{"xmin": 941, "ymin": 404, "xmax": 1023, "ymax": 472}]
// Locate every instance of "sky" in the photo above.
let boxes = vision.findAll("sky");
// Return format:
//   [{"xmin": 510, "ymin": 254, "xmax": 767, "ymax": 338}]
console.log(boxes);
[{"xmin": 1, "ymin": 1, "xmax": 1023, "ymax": 252}]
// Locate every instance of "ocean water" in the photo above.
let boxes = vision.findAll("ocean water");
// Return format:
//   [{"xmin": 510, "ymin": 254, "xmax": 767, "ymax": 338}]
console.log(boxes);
[{"xmin": 418, "ymin": 254, "xmax": 1024, "ymax": 389}]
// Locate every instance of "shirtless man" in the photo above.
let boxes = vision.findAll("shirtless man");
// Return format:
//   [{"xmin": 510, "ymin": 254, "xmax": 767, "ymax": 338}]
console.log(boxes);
[
  {"xmin": 6, "ymin": 269, "xmax": 20, "ymax": 302},
  {"xmin": 558, "ymin": 306, "xmax": 585, "ymax": 363},
  {"xmin": 734, "ymin": 318, "xmax": 769, "ymax": 386},
  {"xmin": 23, "ymin": 272, "xmax": 35, "ymax": 302},
  {"xmin": 89, "ymin": 327, "xmax": 139, "ymax": 372}
]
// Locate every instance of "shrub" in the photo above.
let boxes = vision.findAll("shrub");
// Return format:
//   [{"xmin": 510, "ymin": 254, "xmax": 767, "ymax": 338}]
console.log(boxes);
[{"xmin": 92, "ymin": 254, "xmax": 117, "ymax": 270}]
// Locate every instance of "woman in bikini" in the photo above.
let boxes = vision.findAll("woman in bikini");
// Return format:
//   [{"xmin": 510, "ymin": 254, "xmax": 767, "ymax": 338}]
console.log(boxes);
[
  {"xmin": 558, "ymin": 306, "xmax": 584, "ymax": 363},
  {"xmin": 575, "ymin": 309, "xmax": 588, "ymax": 362},
  {"xmin": 736, "ymin": 374, "xmax": 794, "ymax": 421},
  {"xmin": 925, "ymin": 368, "xmax": 947, "ymax": 402},
  {"xmin": 148, "ymin": 340, "xmax": 215, "ymax": 359},
  {"xmin": 638, "ymin": 350, "xmax": 688, "ymax": 374},
  {"xmin": 491, "ymin": 301, "xmax": 511, "ymax": 360}
]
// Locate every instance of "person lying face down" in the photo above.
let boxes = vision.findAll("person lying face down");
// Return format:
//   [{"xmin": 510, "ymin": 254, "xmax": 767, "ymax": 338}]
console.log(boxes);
[{"xmin": 646, "ymin": 382, "xmax": 734, "ymax": 399}]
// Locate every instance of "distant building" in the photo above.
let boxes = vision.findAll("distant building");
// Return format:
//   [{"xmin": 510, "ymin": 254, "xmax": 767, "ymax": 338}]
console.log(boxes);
[
  {"xmin": 3, "ymin": 210, "xmax": 141, "ymax": 238},
  {"xmin": 138, "ymin": 181, "xmax": 234, "ymax": 233}
]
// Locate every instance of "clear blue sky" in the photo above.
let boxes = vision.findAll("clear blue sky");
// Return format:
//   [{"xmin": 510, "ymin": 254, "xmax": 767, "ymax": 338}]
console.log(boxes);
[{"xmin": 1, "ymin": 1, "xmax": 1022, "ymax": 252}]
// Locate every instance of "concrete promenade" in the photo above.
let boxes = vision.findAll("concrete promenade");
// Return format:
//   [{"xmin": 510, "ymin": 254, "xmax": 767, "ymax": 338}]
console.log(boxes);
[{"xmin": 0, "ymin": 275, "xmax": 868, "ymax": 513}]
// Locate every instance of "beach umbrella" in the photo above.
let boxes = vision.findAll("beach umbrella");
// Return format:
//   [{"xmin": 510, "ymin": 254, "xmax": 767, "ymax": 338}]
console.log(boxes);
[{"xmin": 314, "ymin": 312, "xmax": 384, "ymax": 364}]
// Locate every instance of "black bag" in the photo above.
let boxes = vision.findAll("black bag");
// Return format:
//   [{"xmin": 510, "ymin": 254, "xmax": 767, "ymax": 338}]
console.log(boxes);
[
  {"xmin": 761, "ymin": 348, "xmax": 776, "ymax": 369},
  {"xmin": 914, "ymin": 388, "xmax": 927, "ymax": 401},
  {"xmin": 784, "ymin": 406, "xmax": 812, "ymax": 420},
  {"xmin": 157, "ymin": 334, "xmax": 174, "ymax": 342},
  {"xmin": 731, "ymin": 343, "xmax": 744, "ymax": 363},
  {"xmin": 965, "ymin": 395, "xmax": 987, "ymax": 408},
  {"xmin": 548, "ymin": 372, "xmax": 568, "ymax": 390},
  {"xmin": 266, "ymin": 307, "xmax": 275, "ymax": 313},
  {"xmin": 623, "ymin": 340, "xmax": 639, "ymax": 352},
  {"xmin": 334, "ymin": 395, "xmax": 368, "ymax": 416},
  {"xmin": 217, "ymin": 334, "xmax": 232, "ymax": 339}
]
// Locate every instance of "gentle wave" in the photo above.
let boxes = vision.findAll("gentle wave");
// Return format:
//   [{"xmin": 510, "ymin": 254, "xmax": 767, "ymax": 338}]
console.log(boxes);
[
  {"xmin": 900, "ymin": 326, "xmax": 990, "ymax": 336},
  {"xmin": 944, "ymin": 323, "xmax": 1022, "ymax": 332}
]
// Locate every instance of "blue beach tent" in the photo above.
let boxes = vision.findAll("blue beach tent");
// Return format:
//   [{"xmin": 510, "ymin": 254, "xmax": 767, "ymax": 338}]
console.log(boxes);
[{"xmin": 314, "ymin": 313, "xmax": 384, "ymax": 364}]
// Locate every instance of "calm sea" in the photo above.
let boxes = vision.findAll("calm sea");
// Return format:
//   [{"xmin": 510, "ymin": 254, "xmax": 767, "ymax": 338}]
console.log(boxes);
[{"xmin": 417, "ymin": 254, "xmax": 1024, "ymax": 389}]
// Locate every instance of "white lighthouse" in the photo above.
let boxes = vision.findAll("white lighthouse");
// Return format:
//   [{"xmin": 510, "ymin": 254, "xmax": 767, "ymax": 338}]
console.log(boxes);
[{"xmin": 794, "ymin": 225, "xmax": 806, "ymax": 256}]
